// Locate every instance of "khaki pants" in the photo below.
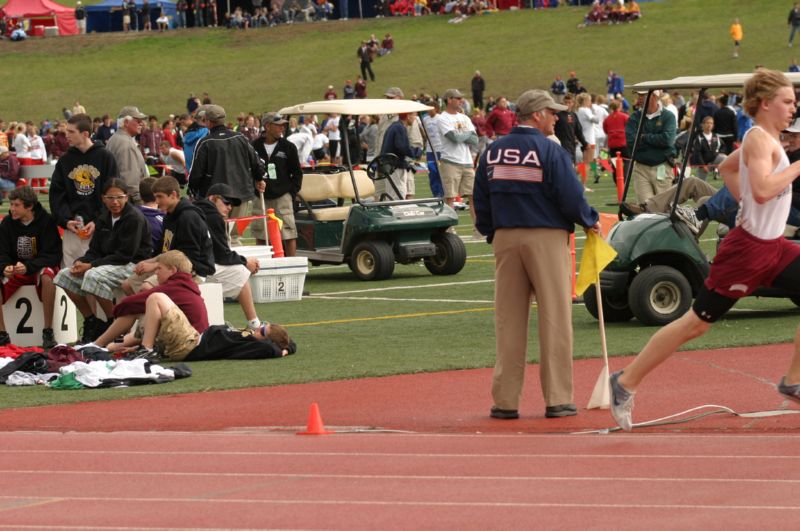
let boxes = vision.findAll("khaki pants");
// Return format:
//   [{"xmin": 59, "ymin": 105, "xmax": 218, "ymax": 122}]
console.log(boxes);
[
  {"xmin": 491, "ymin": 227, "xmax": 574, "ymax": 410},
  {"xmin": 632, "ymin": 161, "xmax": 673, "ymax": 205},
  {"xmin": 645, "ymin": 176, "xmax": 717, "ymax": 213},
  {"xmin": 229, "ymin": 200, "xmax": 253, "ymax": 245}
]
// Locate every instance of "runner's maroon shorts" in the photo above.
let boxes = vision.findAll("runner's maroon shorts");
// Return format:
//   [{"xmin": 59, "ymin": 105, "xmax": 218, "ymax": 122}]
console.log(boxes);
[{"xmin": 705, "ymin": 226, "xmax": 800, "ymax": 299}]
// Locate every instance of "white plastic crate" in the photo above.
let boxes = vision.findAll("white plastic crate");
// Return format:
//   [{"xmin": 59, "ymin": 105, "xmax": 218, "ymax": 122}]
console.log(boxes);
[
  {"xmin": 235, "ymin": 244, "xmax": 273, "ymax": 261},
  {"xmin": 250, "ymin": 257, "xmax": 309, "ymax": 303}
]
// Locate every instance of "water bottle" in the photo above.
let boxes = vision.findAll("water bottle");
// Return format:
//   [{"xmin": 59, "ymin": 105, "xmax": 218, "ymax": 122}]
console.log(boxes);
[{"xmin": 74, "ymin": 215, "xmax": 89, "ymax": 240}]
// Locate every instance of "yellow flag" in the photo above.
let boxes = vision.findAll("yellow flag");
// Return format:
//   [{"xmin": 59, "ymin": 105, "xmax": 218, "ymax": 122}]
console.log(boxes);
[{"xmin": 575, "ymin": 231, "xmax": 618, "ymax": 296}]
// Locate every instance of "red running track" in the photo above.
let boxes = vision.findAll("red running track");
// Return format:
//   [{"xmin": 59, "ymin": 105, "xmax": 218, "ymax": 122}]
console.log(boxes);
[{"xmin": 1, "ymin": 431, "xmax": 799, "ymax": 529}]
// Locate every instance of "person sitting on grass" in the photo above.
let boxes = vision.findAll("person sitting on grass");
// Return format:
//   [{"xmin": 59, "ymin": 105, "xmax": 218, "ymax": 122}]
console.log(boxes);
[
  {"xmin": 194, "ymin": 183, "xmax": 263, "ymax": 332},
  {"xmin": 87, "ymin": 250, "xmax": 209, "ymax": 361},
  {"xmin": 0, "ymin": 186, "xmax": 63, "ymax": 349},
  {"xmin": 54, "ymin": 178, "xmax": 152, "ymax": 343}
]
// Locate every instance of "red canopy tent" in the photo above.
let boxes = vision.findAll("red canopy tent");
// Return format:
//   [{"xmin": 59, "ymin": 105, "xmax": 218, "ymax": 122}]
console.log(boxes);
[{"xmin": 1, "ymin": 0, "xmax": 78, "ymax": 36}]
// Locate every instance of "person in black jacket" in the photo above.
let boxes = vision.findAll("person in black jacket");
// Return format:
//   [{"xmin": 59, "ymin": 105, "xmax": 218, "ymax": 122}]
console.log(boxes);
[
  {"xmin": 195, "ymin": 183, "xmax": 263, "ymax": 332},
  {"xmin": 126, "ymin": 176, "xmax": 215, "ymax": 293},
  {"xmin": 0, "ymin": 186, "xmax": 63, "ymax": 349},
  {"xmin": 690, "ymin": 116, "xmax": 726, "ymax": 181},
  {"xmin": 49, "ymin": 113, "xmax": 118, "ymax": 269},
  {"xmin": 554, "ymin": 93, "xmax": 587, "ymax": 166},
  {"xmin": 54, "ymin": 179, "xmax": 152, "ymax": 343},
  {"xmin": 251, "ymin": 112, "xmax": 303, "ymax": 254},
  {"xmin": 185, "ymin": 322, "xmax": 295, "ymax": 361}
]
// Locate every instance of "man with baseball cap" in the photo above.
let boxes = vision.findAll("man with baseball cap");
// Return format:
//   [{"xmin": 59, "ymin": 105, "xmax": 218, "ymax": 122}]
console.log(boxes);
[
  {"xmin": 625, "ymin": 89, "xmax": 677, "ymax": 204},
  {"xmin": 437, "ymin": 88, "xmax": 479, "ymax": 235},
  {"xmin": 250, "ymin": 112, "xmax": 302, "ymax": 255},
  {"xmin": 188, "ymin": 104, "xmax": 266, "ymax": 239},
  {"xmin": 106, "ymin": 106, "xmax": 150, "ymax": 204},
  {"xmin": 473, "ymin": 88, "xmax": 600, "ymax": 421}
]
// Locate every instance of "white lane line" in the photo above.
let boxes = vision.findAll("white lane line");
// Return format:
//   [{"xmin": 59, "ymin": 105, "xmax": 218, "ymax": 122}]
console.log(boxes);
[
  {"xmin": 320, "ymin": 279, "xmax": 494, "ymax": 296},
  {"xmin": 0, "ymin": 495, "xmax": 797, "ymax": 511},
  {"xmin": 306, "ymin": 296, "xmax": 494, "ymax": 303},
  {"xmin": 3, "ymin": 470, "xmax": 800, "ymax": 484},
  {"xmin": 2, "ymin": 450, "xmax": 799, "ymax": 459}
]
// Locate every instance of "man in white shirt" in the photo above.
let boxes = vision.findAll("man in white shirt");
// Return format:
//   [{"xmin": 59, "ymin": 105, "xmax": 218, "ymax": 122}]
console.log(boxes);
[{"xmin": 437, "ymin": 88, "xmax": 479, "ymax": 234}]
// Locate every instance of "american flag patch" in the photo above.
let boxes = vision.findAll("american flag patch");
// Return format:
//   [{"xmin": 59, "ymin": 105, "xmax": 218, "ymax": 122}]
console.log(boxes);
[{"xmin": 491, "ymin": 165, "xmax": 543, "ymax": 182}]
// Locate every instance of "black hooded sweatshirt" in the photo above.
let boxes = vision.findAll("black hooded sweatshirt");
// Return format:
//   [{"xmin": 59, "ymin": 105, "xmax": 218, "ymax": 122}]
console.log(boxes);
[
  {"xmin": 48, "ymin": 142, "xmax": 118, "ymax": 228},
  {"xmin": 79, "ymin": 202, "xmax": 152, "ymax": 267},
  {"xmin": 0, "ymin": 203, "xmax": 62, "ymax": 274},
  {"xmin": 158, "ymin": 197, "xmax": 215, "ymax": 277},
  {"xmin": 194, "ymin": 198, "xmax": 247, "ymax": 267}
]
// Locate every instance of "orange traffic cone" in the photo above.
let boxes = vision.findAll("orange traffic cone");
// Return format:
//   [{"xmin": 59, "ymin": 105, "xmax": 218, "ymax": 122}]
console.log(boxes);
[
  {"xmin": 267, "ymin": 208, "xmax": 285, "ymax": 258},
  {"xmin": 297, "ymin": 402, "xmax": 334, "ymax": 435}
]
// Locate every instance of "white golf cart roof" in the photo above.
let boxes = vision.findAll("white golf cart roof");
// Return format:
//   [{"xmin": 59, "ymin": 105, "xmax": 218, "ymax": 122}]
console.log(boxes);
[
  {"xmin": 629, "ymin": 72, "xmax": 800, "ymax": 91},
  {"xmin": 278, "ymin": 99, "xmax": 433, "ymax": 116}
]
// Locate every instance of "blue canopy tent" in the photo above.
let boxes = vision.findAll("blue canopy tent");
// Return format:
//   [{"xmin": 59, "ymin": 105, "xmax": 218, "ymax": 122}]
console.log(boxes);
[{"xmin": 85, "ymin": 0, "xmax": 177, "ymax": 33}]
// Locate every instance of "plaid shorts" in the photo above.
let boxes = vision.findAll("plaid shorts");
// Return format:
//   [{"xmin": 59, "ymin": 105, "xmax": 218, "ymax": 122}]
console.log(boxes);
[{"xmin": 54, "ymin": 263, "xmax": 135, "ymax": 300}]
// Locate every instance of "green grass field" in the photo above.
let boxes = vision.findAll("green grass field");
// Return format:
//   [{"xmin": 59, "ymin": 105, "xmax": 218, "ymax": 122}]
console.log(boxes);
[
  {"xmin": 2, "ymin": 0, "xmax": 797, "ymax": 122},
  {"xmin": 3, "ymin": 0, "xmax": 800, "ymax": 409}
]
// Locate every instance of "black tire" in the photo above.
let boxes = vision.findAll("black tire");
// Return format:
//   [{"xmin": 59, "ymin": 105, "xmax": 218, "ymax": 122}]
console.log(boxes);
[
  {"xmin": 628, "ymin": 265, "xmax": 692, "ymax": 326},
  {"xmin": 349, "ymin": 240, "xmax": 395, "ymax": 280},
  {"xmin": 424, "ymin": 232, "xmax": 467, "ymax": 275},
  {"xmin": 584, "ymin": 285, "xmax": 634, "ymax": 322}
]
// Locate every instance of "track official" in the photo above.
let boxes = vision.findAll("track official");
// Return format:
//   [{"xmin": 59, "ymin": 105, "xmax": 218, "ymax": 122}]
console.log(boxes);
[{"xmin": 474, "ymin": 89, "xmax": 600, "ymax": 420}]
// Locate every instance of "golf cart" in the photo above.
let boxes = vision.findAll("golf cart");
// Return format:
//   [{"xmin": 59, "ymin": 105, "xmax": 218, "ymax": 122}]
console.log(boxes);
[
  {"xmin": 276, "ymin": 99, "xmax": 466, "ymax": 281},
  {"xmin": 584, "ymin": 73, "xmax": 800, "ymax": 326}
]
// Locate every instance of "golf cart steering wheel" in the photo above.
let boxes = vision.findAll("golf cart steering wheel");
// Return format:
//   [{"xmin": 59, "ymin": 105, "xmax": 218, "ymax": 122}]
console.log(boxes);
[{"xmin": 367, "ymin": 154, "xmax": 400, "ymax": 181}]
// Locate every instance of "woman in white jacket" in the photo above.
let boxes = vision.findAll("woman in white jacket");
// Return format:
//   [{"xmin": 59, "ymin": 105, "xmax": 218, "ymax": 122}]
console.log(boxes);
[{"xmin": 576, "ymin": 92, "xmax": 599, "ymax": 171}]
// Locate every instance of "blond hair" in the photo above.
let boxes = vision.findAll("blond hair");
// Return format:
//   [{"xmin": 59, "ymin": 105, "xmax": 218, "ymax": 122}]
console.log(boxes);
[
  {"xmin": 743, "ymin": 69, "xmax": 791, "ymax": 118},
  {"xmin": 576, "ymin": 92, "xmax": 592, "ymax": 107},
  {"xmin": 155, "ymin": 250, "xmax": 192, "ymax": 274}
]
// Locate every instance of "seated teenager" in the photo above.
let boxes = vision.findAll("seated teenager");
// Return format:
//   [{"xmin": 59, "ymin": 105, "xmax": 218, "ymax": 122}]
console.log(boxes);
[
  {"xmin": 137, "ymin": 176, "xmax": 164, "ymax": 251},
  {"xmin": 0, "ymin": 186, "xmax": 63, "ymax": 349},
  {"xmin": 89, "ymin": 250, "xmax": 209, "ymax": 361},
  {"xmin": 195, "ymin": 183, "xmax": 263, "ymax": 332},
  {"xmin": 125, "ymin": 176, "xmax": 215, "ymax": 293},
  {"xmin": 54, "ymin": 178, "xmax": 152, "ymax": 343}
]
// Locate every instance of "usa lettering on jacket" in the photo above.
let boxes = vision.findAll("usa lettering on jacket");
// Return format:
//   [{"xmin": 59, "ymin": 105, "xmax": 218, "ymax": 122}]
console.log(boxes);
[{"xmin": 486, "ymin": 148, "xmax": 543, "ymax": 183}]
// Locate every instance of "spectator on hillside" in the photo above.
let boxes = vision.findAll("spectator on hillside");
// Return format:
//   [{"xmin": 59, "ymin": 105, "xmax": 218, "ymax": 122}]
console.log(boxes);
[
  {"xmin": 355, "ymin": 76, "xmax": 368, "ymax": 98},
  {"xmin": 27, "ymin": 126, "xmax": 47, "ymax": 163},
  {"xmin": 175, "ymin": 0, "xmax": 188, "ymax": 28},
  {"xmin": 358, "ymin": 41, "xmax": 376, "ymax": 82},
  {"xmin": 730, "ymin": 17, "xmax": 742, "ymax": 58},
  {"xmin": 343, "ymin": 79, "xmax": 356, "ymax": 99},
  {"xmin": 106, "ymin": 106, "xmax": 149, "ymax": 204},
  {"xmin": 324, "ymin": 85, "xmax": 337, "ymax": 100},
  {"xmin": 471, "ymin": 70, "xmax": 485, "ymax": 110},
  {"xmin": 379, "ymin": 32, "xmax": 394, "ymax": 55},
  {"xmin": 141, "ymin": 0, "xmax": 152, "ymax": 30},
  {"xmin": 790, "ymin": 3, "xmax": 800, "ymax": 47},
  {"xmin": 75, "ymin": 1, "xmax": 87, "ymax": 34},
  {"xmin": 186, "ymin": 93, "xmax": 201, "ymax": 115}
]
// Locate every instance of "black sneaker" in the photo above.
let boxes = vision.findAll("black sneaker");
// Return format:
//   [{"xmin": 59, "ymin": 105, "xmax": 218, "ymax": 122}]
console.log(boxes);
[
  {"xmin": 93, "ymin": 318, "xmax": 112, "ymax": 340},
  {"xmin": 545, "ymin": 403, "xmax": 578, "ymax": 418},
  {"xmin": 489, "ymin": 406, "xmax": 519, "ymax": 419},
  {"xmin": 42, "ymin": 328, "xmax": 56, "ymax": 350},
  {"xmin": 619, "ymin": 202, "xmax": 644, "ymax": 218},
  {"xmin": 126, "ymin": 346, "xmax": 161, "ymax": 363},
  {"xmin": 0, "ymin": 330, "xmax": 9, "ymax": 346},
  {"xmin": 80, "ymin": 316, "xmax": 99, "ymax": 344}
]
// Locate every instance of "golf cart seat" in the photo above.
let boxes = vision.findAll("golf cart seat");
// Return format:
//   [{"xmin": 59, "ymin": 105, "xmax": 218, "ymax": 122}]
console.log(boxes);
[{"xmin": 297, "ymin": 170, "xmax": 375, "ymax": 221}]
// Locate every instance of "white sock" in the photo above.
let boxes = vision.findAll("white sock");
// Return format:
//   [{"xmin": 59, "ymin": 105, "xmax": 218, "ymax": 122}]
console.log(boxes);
[{"xmin": 247, "ymin": 318, "xmax": 261, "ymax": 330}]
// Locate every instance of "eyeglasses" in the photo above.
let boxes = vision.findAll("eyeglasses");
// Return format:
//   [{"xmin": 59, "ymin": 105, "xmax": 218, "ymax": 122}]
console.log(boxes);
[
  {"xmin": 103, "ymin": 194, "xmax": 127, "ymax": 202},
  {"xmin": 220, "ymin": 198, "xmax": 232, "ymax": 206}
]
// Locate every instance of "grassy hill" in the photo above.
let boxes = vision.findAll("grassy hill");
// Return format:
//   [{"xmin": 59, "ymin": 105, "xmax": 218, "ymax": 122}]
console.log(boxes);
[{"xmin": 2, "ymin": 0, "xmax": 796, "ymax": 122}]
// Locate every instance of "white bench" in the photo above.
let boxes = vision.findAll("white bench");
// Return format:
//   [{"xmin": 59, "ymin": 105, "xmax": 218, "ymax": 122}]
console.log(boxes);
[
  {"xmin": 2, "ymin": 286, "xmax": 77, "ymax": 347},
  {"xmin": 297, "ymin": 170, "xmax": 375, "ymax": 221}
]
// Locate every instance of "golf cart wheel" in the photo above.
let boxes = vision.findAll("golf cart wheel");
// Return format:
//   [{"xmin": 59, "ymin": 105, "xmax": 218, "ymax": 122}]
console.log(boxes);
[
  {"xmin": 628, "ymin": 266, "xmax": 692, "ymax": 326},
  {"xmin": 424, "ymin": 232, "xmax": 467, "ymax": 275},
  {"xmin": 583, "ymin": 285, "xmax": 633, "ymax": 322},
  {"xmin": 349, "ymin": 241, "xmax": 395, "ymax": 281}
]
